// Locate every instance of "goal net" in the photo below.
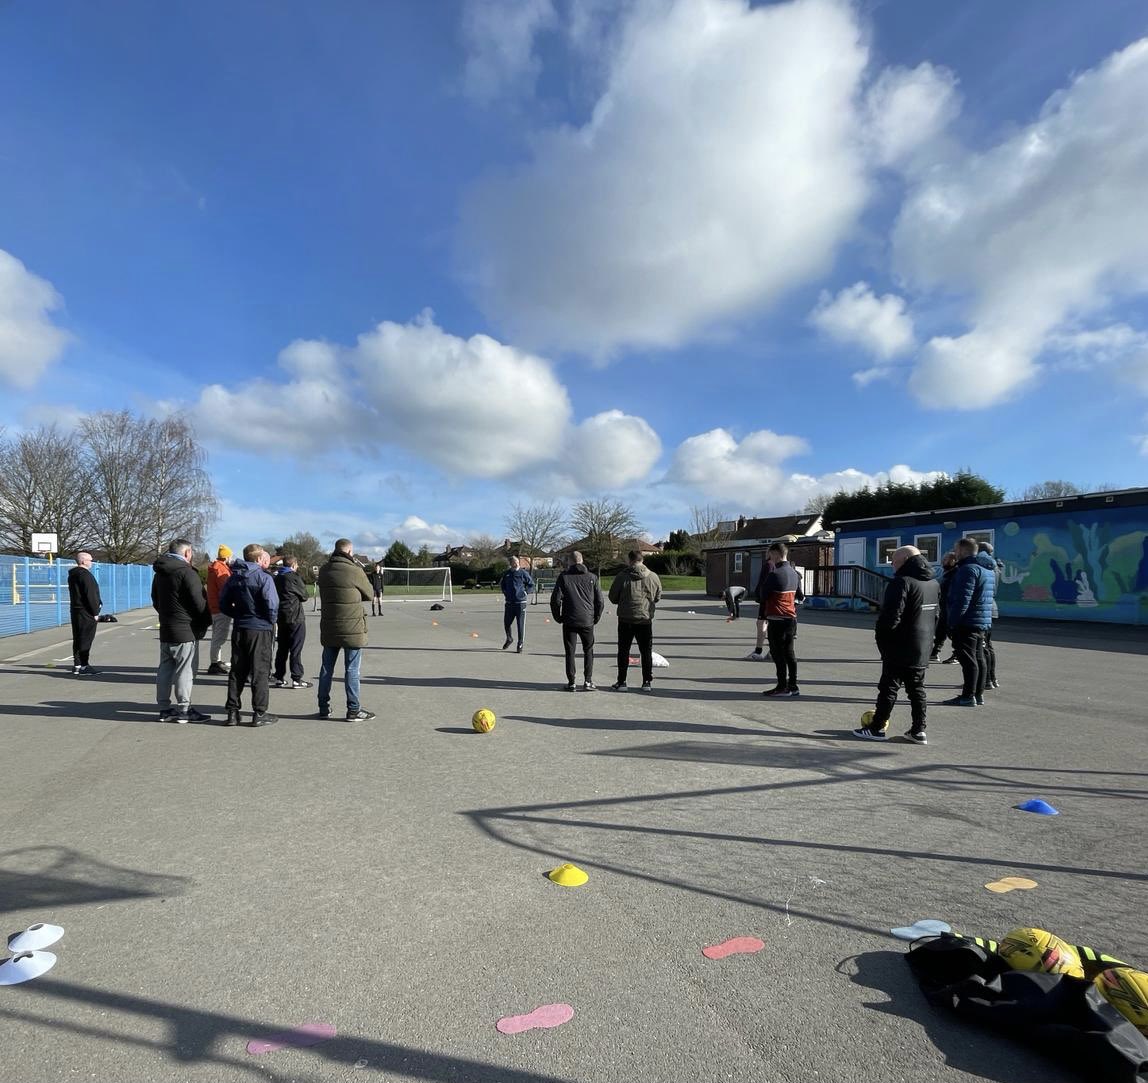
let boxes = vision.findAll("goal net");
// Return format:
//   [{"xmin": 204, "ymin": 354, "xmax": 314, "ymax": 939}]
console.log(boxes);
[{"xmin": 378, "ymin": 566, "xmax": 453, "ymax": 602}]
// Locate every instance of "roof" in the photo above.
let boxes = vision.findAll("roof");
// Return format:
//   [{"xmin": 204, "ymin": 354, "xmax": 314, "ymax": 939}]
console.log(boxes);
[
  {"xmin": 831, "ymin": 487, "xmax": 1148, "ymax": 530},
  {"xmin": 700, "ymin": 514, "xmax": 825, "ymax": 552}
]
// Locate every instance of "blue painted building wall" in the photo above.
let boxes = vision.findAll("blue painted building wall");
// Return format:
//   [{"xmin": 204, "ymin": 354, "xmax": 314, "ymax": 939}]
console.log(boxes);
[{"xmin": 834, "ymin": 500, "xmax": 1148, "ymax": 625}]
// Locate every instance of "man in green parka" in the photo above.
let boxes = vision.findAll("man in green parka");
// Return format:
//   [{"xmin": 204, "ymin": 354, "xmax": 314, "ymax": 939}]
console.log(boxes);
[{"xmin": 316, "ymin": 538, "xmax": 375, "ymax": 722}]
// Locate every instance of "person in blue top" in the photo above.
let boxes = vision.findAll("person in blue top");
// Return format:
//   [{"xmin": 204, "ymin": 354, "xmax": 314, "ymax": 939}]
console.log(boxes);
[
  {"xmin": 945, "ymin": 537, "xmax": 995, "ymax": 707},
  {"xmin": 499, "ymin": 555, "xmax": 535, "ymax": 653},
  {"xmin": 977, "ymin": 541, "xmax": 1004, "ymax": 690},
  {"xmin": 219, "ymin": 544, "xmax": 280, "ymax": 727}
]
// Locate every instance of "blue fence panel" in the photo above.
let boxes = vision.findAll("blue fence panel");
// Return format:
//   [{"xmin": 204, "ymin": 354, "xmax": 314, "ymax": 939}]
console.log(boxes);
[{"xmin": 0, "ymin": 556, "xmax": 154, "ymax": 640}]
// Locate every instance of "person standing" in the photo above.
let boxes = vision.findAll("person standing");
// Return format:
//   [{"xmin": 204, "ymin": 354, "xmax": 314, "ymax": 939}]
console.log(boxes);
[
  {"xmin": 550, "ymin": 551, "xmax": 605, "ymax": 691},
  {"xmin": 760, "ymin": 541, "xmax": 803, "ymax": 697},
  {"xmin": 722, "ymin": 584, "xmax": 747, "ymax": 619},
  {"xmin": 272, "ymin": 556, "xmax": 311, "ymax": 689},
  {"xmin": 205, "ymin": 545, "xmax": 233, "ymax": 675},
  {"xmin": 932, "ymin": 551, "xmax": 958, "ymax": 663},
  {"xmin": 369, "ymin": 560, "xmax": 385, "ymax": 617},
  {"xmin": 151, "ymin": 538, "xmax": 212, "ymax": 723},
  {"xmin": 67, "ymin": 551, "xmax": 102, "ymax": 676},
  {"xmin": 945, "ymin": 537, "xmax": 995, "ymax": 708},
  {"xmin": 608, "ymin": 550, "xmax": 663, "ymax": 691},
  {"xmin": 499, "ymin": 555, "xmax": 535, "ymax": 653},
  {"xmin": 220, "ymin": 544, "xmax": 279, "ymax": 727},
  {"xmin": 316, "ymin": 538, "xmax": 375, "ymax": 722},
  {"xmin": 751, "ymin": 555, "xmax": 774, "ymax": 658},
  {"xmin": 853, "ymin": 546, "xmax": 939, "ymax": 744},
  {"xmin": 977, "ymin": 541, "xmax": 1004, "ymax": 690}
]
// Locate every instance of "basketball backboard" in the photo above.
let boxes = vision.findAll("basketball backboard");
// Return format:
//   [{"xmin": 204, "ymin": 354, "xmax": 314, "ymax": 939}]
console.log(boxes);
[{"xmin": 31, "ymin": 531, "xmax": 59, "ymax": 556}]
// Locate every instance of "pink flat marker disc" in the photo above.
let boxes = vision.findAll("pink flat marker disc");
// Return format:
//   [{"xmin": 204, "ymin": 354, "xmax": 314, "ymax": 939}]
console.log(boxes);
[
  {"xmin": 702, "ymin": 936, "xmax": 765, "ymax": 960},
  {"xmin": 246, "ymin": 1022, "xmax": 337, "ymax": 1055},
  {"xmin": 496, "ymin": 1003, "xmax": 575, "ymax": 1035}
]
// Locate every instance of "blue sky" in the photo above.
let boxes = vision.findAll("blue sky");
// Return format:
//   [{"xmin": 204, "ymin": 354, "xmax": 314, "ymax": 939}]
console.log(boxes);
[{"xmin": 2, "ymin": 0, "xmax": 1146, "ymax": 556}]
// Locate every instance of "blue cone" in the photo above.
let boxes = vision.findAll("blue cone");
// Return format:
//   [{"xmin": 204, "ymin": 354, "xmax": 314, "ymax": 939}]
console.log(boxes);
[{"xmin": 1015, "ymin": 798, "xmax": 1059, "ymax": 815}]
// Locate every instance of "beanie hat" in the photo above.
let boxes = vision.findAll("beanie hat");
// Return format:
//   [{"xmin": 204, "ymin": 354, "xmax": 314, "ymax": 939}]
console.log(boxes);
[{"xmin": 217, "ymin": 545, "xmax": 233, "ymax": 559}]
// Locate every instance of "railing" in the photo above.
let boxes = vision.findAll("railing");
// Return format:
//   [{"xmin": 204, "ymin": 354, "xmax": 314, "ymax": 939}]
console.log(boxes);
[
  {"xmin": 0, "ymin": 556, "xmax": 153, "ymax": 639},
  {"xmin": 808, "ymin": 564, "xmax": 890, "ymax": 608}
]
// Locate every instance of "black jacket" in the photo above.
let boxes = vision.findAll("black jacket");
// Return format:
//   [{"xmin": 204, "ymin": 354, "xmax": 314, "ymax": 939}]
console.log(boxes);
[
  {"xmin": 875, "ymin": 554, "xmax": 940, "ymax": 668},
  {"xmin": 275, "ymin": 568, "xmax": 308, "ymax": 626},
  {"xmin": 67, "ymin": 566, "xmax": 102, "ymax": 619},
  {"xmin": 151, "ymin": 553, "xmax": 210, "ymax": 643},
  {"xmin": 550, "ymin": 564, "xmax": 604, "ymax": 627}
]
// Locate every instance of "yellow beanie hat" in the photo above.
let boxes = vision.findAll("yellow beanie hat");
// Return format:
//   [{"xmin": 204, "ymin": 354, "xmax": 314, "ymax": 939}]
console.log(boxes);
[{"xmin": 217, "ymin": 545, "xmax": 233, "ymax": 559}]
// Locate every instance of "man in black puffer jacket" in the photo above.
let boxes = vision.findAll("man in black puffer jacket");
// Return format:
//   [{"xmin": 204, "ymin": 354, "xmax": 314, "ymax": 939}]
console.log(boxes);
[
  {"xmin": 853, "ymin": 546, "xmax": 939, "ymax": 745},
  {"xmin": 550, "ymin": 551, "xmax": 605, "ymax": 691},
  {"xmin": 273, "ymin": 557, "xmax": 311, "ymax": 689},
  {"xmin": 151, "ymin": 538, "xmax": 212, "ymax": 723}
]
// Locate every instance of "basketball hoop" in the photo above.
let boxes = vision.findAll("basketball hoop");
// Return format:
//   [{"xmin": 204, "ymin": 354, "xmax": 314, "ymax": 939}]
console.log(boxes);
[{"xmin": 31, "ymin": 531, "xmax": 58, "ymax": 564}]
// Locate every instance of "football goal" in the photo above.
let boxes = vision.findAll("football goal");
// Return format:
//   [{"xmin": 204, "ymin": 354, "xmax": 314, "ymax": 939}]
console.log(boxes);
[{"xmin": 379, "ymin": 566, "xmax": 453, "ymax": 602}]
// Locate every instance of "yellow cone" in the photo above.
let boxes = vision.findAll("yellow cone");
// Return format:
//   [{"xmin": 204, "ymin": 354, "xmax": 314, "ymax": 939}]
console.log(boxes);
[{"xmin": 547, "ymin": 863, "xmax": 588, "ymax": 887}]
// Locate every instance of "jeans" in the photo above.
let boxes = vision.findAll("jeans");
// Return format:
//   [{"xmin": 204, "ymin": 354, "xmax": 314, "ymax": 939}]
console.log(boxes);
[
  {"xmin": 503, "ymin": 603, "xmax": 526, "ymax": 646},
  {"xmin": 617, "ymin": 621, "xmax": 653, "ymax": 683},
  {"xmin": 318, "ymin": 645, "xmax": 363, "ymax": 714},
  {"xmin": 157, "ymin": 640, "xmax": 199, "ymax": 713},
  {"xmin": 952, "ymin": 627, "xmax": 987, "ymax": 699},
  {"xmin": 274, "ymin": 620, "xmax": 306, "ymax": 682},
  {"xmin": 562, "ymin": 624, "xmax": 595, "ymax": 684},
  {"xmin": 983, "ymin": 628, "xmax": 997, "ymax": 684},
  {"xmin": 766, "ymin": 618, "xmax": 798, "ymax": 690},
  {"xmin": 71, "ymin": 612, "xmax": 97, "ymax": 666},
  {"xmin": 873, "ymin": 662, "xmax": 927, "ymax": 730},
  {"xmin": 210, "ymin": 612, "xmax": 231, "ymax": 664},
  {"xmin": 226, "ymin": 628, "xmax": 273, "ymax": 715}
]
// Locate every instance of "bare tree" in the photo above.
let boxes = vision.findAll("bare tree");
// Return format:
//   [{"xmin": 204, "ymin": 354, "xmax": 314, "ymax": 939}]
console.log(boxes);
[
  {"xmin": 278, "ymin": 531, "xmax": 326, "ymax": 581},
  {"xmin": 504, "ymin": 501, "xmax": 568, "ymax": 568},
  {"xmin": 802, "ymin": 491, "xmax": 834, "ymax": 515},
  {"xmin": 468, "ymin": 533, "xmax": 503, "ymax": 565},
  {"xmin": 81, "ymin": 411, "xmax": 219, "ymax": 563},
  {"xmin": 690, "ymin": 503, "xmax": 730, "ymax": 545},
  {"xmin": 0, "ymin": 426, "xmax": 94, "ymax": 554},
  {"xmin": 1019, "ymin": 480, "xmax": 1083, "ymax": 501},
  {"xmin": 570, "ymin": 497, "xmax": 642, "ymax": 574}
]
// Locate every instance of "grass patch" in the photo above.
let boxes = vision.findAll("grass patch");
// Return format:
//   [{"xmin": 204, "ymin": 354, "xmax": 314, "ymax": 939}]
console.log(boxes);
[{"xmin": 658, "ymin": 575, "xmax": 706, "ymax": 592}]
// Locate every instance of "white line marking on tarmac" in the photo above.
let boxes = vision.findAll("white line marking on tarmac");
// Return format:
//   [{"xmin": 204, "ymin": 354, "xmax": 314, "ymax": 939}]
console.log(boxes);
[{"xmin": 3, "ymin": 639, "xmax": 72, "ymax": 662}]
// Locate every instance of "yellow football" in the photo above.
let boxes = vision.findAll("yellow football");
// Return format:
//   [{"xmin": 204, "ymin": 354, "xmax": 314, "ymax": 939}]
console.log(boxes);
[
  {"xmin": 1095, "ymin": 967, "xmax": 1148, "ymax": 1035},
  {"xmin": 472, "ymin": 708, "xmax": 496, "ymax": 733},
  {"xmin": 998, "ymin": 927, "xmax": 1084, "ymax": 978}
]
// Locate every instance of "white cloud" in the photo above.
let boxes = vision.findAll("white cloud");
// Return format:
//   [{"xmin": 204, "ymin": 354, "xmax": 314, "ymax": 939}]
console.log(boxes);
[
  {"xmin": 864, "ymin": 62, "xmax": 959, "ymax": 167},
  {"xmin": 666, "ymin": 426, "xmax": 941, "ymax": 511},
  {"xmin": 810, "ymin": 281, "xmax": 915, "ymax": 360},
  {"xmin": 893, "ymin": 38, "xmax": 1148, "ymax": 409},
  {"xmin": 461, "ymin": 0, "xmax": 556, "ymax": 103},
  {"xmin": 185, "ymin": 313, "xmax": 665, "ymax": 489},
  {"xmin": 459, "ymin": 0, "xmax": 870, "ymax": 356},
  {"xmin": 561, "ymin": 410, "xmax": 661, "ymax": 489},
  {"xmin": 0, "ymin": 248, "xmax": 70, "ymax": 389},
  {"xmin": 1045, "ymin": 323, "xmax": 1148, "ymax": 391}
]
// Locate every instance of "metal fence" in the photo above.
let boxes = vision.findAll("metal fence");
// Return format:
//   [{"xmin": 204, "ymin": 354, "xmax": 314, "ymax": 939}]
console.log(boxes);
[{"xmin": 0, "ymin": 556, "xmax": 153, "ymax": 639}]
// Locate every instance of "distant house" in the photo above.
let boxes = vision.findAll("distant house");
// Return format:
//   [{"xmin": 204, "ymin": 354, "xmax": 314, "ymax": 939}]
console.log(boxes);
[
  {"xmin": 499, "ymin": 538, "xmax": 554, "ymax": 568},
  {"xmin": 701, "ymin": 514, "xmax": 832, "ymax": 596},
  {"xmin": 434, "ymin": 544, "xmax": 476, "ymax": 567}
]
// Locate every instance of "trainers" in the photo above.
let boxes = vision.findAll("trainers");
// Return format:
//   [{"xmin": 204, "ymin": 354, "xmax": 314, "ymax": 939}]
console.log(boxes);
[
  {"xmin": 851, "ymin": 726, "xmax": 888, "ymax": 741},
  {"xmin": 177, "ymin": 708, "xmax": 212, "ymax": 723},
  {"xmin": 641, "ymin": 681, "xmax": 653, "ymax": 692},
  {"xmin": 291, "ymin": 680, "xmax": 312, "ymax": 689},
  {"xmin": 988, "ymin": 680, "xmax": 1000, "ymax": 690},
  {"xmin": 346, "ymin": 709, "xmax": 375, "ymax": 722},
  {"xmin": 563, "ymin": 683, "xmax": 576, "ymax": 692},
  {"xmin": 516, "ymin": 644, "xmax": 524, "ymax": 653},
  {"xmin": 271, "ymin": 678, "xmax": 288, "ymax": 688},
  {"xmin": 787, "ymin": 687, "xmax": 801, "ymax": 697},
  {"xmin": 612, "ymin": 681, "xmax": 628, "ymax": 691},
  {"xmin": 904, "ymin": 729, "xmax": 928, "ymax": 745},
  {"xmin": 316, "ymin": 708, "xmax": 331, "ymax": 720},
  {"xmin": 244, "ymin": 713, "xmax": 278, "ymax": 727},
  {"xmin": 502, "ymin": 637, "xmax": 512, "ymax": 650},
  {"xmin": 158, "ymin": 710, "xmax": 177, "ymax": 723},
  {"xmin": 762, "ymin": 687, "xmax": 787, "ymax": 697},
  {"xmin": 975, "ymin": 695, "xmax": 986, "ymax": 706},
  {"xmin": 584, "ymin": 681, "xmax": 596, "ymax": 691},
  {"xmin": 941, "ymin": 655, "xmax": 957, "ymax": 665},
  {"xmin": 75, "ymin": 665, "xmax": 99, "ymax": 676},
  {"xmin": 207, "ymin": 662, "xmax": 230, "ymax": 675},
  {"xmin": 225, "ymin": 709, "xmax": 241, "ymax": 726},
  {"xmin": 944, "ymin": 696, "xmax": 977, "ymax": 707},
  {"xmin": 752, "ymin": 648, "xmax": 763, "ymax": 656}
]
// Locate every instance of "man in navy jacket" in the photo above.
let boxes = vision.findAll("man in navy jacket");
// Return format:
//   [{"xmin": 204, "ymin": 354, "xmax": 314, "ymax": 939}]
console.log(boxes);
[
  {"xmin": 220, "ymin": 544, "xmax": 279, "ymax": 727},
  {"xmin": 946, "ymin": 537, "xmax": 995, "ymax": 707}
]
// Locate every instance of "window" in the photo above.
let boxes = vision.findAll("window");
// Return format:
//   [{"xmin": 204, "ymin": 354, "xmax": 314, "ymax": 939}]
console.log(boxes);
[
  {"xmin": 877, "ymin": 537, "xmax": 900, "ymax": 565},
  {"xmin": 964, "ymin": 529, "xmax": 995, "ymax": 550},
  {"xmin": 915, "ymin": 533, "xmax": 941, "ymax": 563},
  {"xmin": 733, "ymin": 552, "xmax": 744, "ymax": 573}
]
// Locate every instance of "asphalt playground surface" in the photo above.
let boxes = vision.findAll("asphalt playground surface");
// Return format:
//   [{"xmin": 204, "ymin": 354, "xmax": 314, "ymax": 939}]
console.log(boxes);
[{"xmin": 1, "ymin": 592, "xmax": 1146, "ymax": 1083}]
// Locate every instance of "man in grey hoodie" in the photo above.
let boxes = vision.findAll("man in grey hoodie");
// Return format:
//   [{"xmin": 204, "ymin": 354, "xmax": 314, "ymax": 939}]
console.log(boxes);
[{"xmin": 608, "ymin": 550, "xmax": 662, "ymax": 691}]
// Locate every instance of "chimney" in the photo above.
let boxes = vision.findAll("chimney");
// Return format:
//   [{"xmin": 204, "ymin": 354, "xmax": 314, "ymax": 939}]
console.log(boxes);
[{"xmin": 737, "ymin": 515, "xmax": 747, "ymax": 531}]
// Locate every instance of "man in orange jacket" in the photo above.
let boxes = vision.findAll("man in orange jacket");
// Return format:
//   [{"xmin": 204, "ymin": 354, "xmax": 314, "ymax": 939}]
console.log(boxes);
[{"xmin": 206, "ymin": 544, "xmax": 233, "ymax": 675}]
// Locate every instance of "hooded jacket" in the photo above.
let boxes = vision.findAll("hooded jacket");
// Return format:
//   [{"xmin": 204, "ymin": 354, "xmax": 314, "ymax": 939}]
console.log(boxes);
[
  {"xmin": 875, "ymin": 554, "xmax": 940, "ymax": 668},
  {"xmin": 976, "ymin": 551, "xmax": 1004, "ymax": 620},
  {"xmin": 500, "ymin": 566, "xmax": 535, "ymax": 605},
  {"xmin": 206, "ymin": 558, "xmax": 231, "ymax": 615},
  {"xmin": 275, "ymin": 567, "xmax": 309, "ymax": 626},
  {"xmin": 948, "ymin": 554, "xmax": 995, "ymax": 630},
  {"xmin": 317, "ymin": 551, "xmax": 372, "ymax": 648},
  {"xmin": 219, "ymin": 560, "xmax": 279, "ymax": 632},
  {"xmin": 67, "ymin": 565, "xmax": 102, "ymax": 620},
  {"xmin": 608, "ymin": 562, "xmax": 662, "ymax": 623},
  {"xmin": 151, "ymin": 553, "xmax": 210, "ymax": 643},
  {"xmin": 550, "ymin": 563, "xmax": 604, "ymax": 627}
]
